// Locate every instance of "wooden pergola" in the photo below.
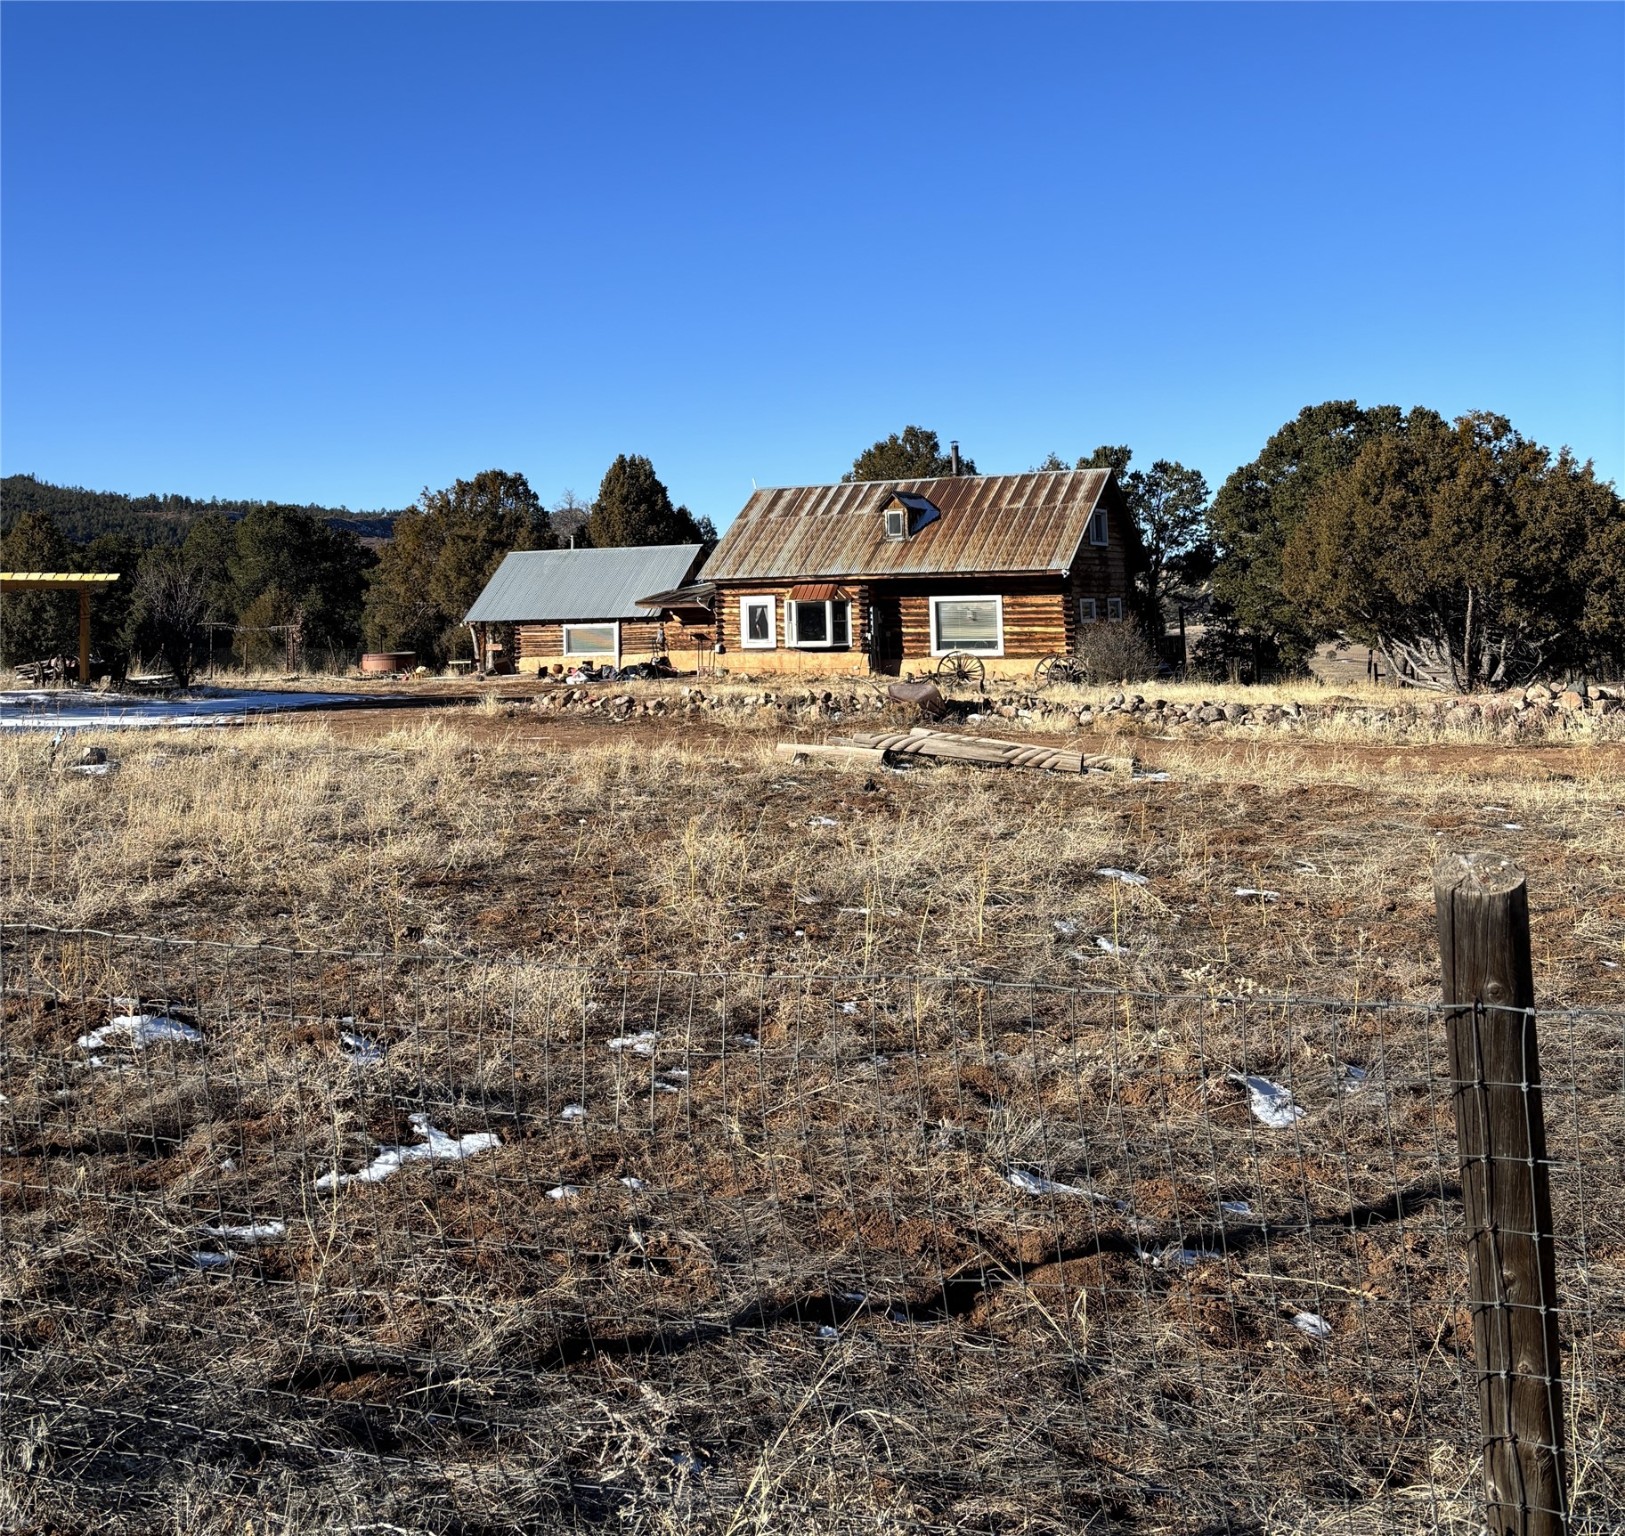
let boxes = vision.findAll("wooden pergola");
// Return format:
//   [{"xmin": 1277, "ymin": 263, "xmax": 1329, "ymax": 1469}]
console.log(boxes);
[{"xmin": 0, "ymin": 571, "xmax": 121, "ymax": 684}]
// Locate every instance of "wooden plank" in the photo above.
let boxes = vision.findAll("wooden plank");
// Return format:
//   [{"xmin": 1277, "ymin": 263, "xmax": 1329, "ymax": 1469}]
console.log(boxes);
[
  {"xmin": 773, "ymin": 743, "xmax": 886, "ymax": 769},
  {"xmin": 1434, "ymin": 852, "xmax": 1568, "ymax": 1536}
]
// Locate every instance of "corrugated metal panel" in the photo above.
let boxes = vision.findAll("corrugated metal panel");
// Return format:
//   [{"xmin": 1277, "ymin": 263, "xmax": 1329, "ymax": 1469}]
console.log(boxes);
[
  {"xmin": 700, "ymin": 470, "xmax": 1111, "ymax": 582},
  {"xmin": 465, "ymin": 545, "xmax": 702, "ymax": 624},
  {"xmin": 635, "ymin": 581, "xmax": 716, "ymax": 611}
]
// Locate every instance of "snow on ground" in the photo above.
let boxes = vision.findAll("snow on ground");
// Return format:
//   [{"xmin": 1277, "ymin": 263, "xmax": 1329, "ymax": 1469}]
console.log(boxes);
[{"xmin": 0, "ymin": 687, "xmax": 402, "ymax": 732}]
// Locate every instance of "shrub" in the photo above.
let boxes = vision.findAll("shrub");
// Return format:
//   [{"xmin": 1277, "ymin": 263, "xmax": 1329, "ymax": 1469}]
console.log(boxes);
[{"xmin": 1073, "ymin": 623, "xmax": 1160, "ymax": 684}]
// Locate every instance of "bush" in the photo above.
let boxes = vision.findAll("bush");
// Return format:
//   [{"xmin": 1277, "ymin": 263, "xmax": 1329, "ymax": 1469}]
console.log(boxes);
[{"xmin": 1073, "ymin": 623, "xmax": 1160, "ymax": 684}]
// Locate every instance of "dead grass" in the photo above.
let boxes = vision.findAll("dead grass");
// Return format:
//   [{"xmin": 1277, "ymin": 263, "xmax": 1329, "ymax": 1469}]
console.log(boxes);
[
  {"xmin": 2, "ymin": 710, "xmax": 1622, "ymax": 1533},
  {"xmin": 3, "ymin": 712, "xmax": 1621, "ymax": 999}
]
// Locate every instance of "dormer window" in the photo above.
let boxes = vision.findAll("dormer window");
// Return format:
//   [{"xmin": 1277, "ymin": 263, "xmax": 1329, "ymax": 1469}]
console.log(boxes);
[{"xmin": 881, "ymin": 492, "xmax": 940, "ymax": 541}]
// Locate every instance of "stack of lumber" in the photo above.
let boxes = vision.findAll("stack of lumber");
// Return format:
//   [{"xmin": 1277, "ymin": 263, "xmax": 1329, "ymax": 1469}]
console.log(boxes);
[{"xmin": 775, "ymin": 726, "xmax": 1134, "ymax": 776}]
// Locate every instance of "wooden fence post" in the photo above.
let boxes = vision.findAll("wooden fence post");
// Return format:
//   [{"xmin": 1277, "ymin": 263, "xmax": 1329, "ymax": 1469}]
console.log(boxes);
[{"xmin": 1434, "ymin": 852, "xmax": 1568, "ymax": 1536}]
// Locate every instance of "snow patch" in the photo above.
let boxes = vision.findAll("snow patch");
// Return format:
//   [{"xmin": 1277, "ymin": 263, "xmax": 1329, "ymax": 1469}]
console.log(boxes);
[
  {"xmin": 315, "ymin": 1114, "xmax": 500, "ymax": 1191},
  {"xmin": 1227, "ymin": 1071, "xmax": 1306, "ymax": 1128},
  {"xmin": 1096, "ymin": 868, "xmax": 1149, "ymax": 887},
  {"xmin": 78, "ymin": 1015, "xmax": 202, "ymax": 1050},
  {"xmin": 199, "ymin": 1219, "xmax": 286, "ymax": 1245},
  {"xmin": 1006, "ymin": 1169, "xmax": 1097, "ymax": 1199}
]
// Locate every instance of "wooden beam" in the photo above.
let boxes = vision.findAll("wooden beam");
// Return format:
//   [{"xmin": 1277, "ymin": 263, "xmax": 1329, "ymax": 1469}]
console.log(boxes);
[
  {"xmin": 1434, "ymin": 852, "xmax": 1568, "ymax": 1536},
  {"xmin": 773, "ymin": 743, "xmax": 886, "ymax": 769},
  {"xmin": 0, "ymin": 571, "xmax": 121, "ymax": 588},
  {"xmin": 79, "ymin": 587, "xmax": 92, "ymax": 686}
]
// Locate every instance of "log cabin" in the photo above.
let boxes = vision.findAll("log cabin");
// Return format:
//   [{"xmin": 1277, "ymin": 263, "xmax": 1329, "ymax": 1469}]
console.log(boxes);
[
  {"xmin": 692, "ymin": 469, "xmax": 1134, "ymax": 680},
  {"xmin": 465, "ymin": 544, "xmax": 708, "ymax": 675}
]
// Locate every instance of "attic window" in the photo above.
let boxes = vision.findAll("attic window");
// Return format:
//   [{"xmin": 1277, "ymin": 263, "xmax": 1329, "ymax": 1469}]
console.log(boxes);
[
  {"xmin": 882, "ymin": 492, "xmax": 940, "ymax": 541},
  {"xmin": 1089, "ymin": 510, "xmax": 1110, "ymax": 547}
]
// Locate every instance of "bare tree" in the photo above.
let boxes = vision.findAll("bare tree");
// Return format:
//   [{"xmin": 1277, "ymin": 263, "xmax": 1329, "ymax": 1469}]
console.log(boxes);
[{"xmin": 130, "ymin": 549, "xmax": 210, "ymax": 686}]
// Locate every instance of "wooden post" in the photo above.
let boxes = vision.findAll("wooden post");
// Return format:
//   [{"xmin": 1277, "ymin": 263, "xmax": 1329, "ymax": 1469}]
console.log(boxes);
[
  {"xmin": 78, "ymin": 587, "xmax": 91, "ymax": 685},
  {"xmin": 1434, "ymin": 853, "xmax": 1567, "ymax": 1536}
]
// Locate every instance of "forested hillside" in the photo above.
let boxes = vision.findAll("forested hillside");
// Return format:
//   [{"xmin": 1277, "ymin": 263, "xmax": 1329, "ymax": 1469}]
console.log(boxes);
[{"xmin": 0, "ymin": 474, "xmax": 400, "ymax": 548}]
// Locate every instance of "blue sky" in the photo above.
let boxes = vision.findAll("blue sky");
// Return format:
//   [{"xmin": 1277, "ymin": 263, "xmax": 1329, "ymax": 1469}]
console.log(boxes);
[{"xmin": 3, "ymin": 3, "xmax": 1621, "ymax": 527}]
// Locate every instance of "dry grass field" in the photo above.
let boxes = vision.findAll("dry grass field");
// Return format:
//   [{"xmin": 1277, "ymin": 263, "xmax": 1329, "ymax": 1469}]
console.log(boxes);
[{"xmin": 3, "ymin": 690, "xmax": 1622, "ymax": 1534}]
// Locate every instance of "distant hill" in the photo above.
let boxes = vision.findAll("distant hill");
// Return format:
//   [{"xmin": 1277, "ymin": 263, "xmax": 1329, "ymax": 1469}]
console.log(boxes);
[{"xmin": 0, "ymin": 474, "xmax": 402, "ymax": 549}]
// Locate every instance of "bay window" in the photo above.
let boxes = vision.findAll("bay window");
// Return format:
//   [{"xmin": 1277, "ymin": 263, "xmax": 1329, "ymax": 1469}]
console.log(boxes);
[{"xmin": 787, "ymin": 599, "xmax": 851, "ymax": 649}]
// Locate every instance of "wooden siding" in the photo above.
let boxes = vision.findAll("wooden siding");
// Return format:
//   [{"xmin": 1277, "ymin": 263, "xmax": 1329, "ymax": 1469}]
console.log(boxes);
[
  {"xmin": 514, "ymin": 614, "xmax": 715, "ymax": 673},
  {"xmin": 1064, "ymin": 497, "xmax": 1133, "ymax": 649},
  {"xmin": 890, "ymin": 581, "xmax": 1069, "ymax": 660},
  {"xmin": 717, "ymin": 584, "xmax": 870, "ymax": 656}
]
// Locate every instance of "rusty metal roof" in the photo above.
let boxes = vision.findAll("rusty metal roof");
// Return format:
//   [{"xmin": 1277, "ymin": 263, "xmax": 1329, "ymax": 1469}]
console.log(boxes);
[{"xmin": 700, "ymin": 470, "xmax": 1111, "ymax": 582}]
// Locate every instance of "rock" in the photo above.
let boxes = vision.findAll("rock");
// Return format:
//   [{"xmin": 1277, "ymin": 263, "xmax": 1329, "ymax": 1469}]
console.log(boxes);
[
  {"xmin": 1556, "ymin": 690, "xmax": 1584, "ymax": 713},
  {"xmin": 1526, "ymin": 683, "xmax": 1553, "ymax": 703}
]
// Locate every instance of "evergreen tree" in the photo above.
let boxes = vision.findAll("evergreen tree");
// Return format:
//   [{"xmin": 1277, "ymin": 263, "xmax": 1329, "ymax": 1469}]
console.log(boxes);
[
  {"xmin": 0, "ymin": 510, "xmax": 77, "ymax": 666},
  {"xmin": 1209, "ymin": 401, "xmax": 1405, "ymax": 667},
  {"xmin": 587, "ymin": 455, "xmax": 714, "ymax": 548},
  {"xmin": 846, "ymin": 427, "xmax": 975, "ymax": 482},
  {"xmin": 365, "ymin": 469, "xmax": 551, "ymax": 663},
  {"xmin": 1282, "ymin": 410, "xmax": 1623, "ymax": 689}
]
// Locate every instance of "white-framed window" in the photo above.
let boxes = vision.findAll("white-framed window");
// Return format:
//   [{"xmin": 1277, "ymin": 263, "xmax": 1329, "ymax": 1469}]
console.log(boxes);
[
  {"xmin": 1078, "ymin": 597, "xmax": 1098, "ymax": 624},
  {"xmin": 787, "ymin": 599, "xmax": 851, "ymax": 649},
  {"xmin": 739, "ymin": 596, "xmax": 776, "ymax": 649},
  {"xmin": 884, "ymin": 506, "xmax": 907, "ymax": 540},
  {"xmin": 929, "ymin": 595, "xmax": 1004, "ymax": 656},
  {"xmin": 562, "ymin": 623, "xmax": 619, "ymax": 661},
  {"xmin": 1089, "ymin": 509, "xmax": 1110, "ymax": 547},
  {"xmin": 1107, "ymin": 597, "xmax": 1124, "ymax": 622}
]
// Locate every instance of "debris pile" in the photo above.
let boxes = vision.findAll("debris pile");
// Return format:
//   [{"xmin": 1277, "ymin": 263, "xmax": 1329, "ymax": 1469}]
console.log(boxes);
[{"xmin": 778, "ymin": 726, "xmax": 1134, "ymax": 776}]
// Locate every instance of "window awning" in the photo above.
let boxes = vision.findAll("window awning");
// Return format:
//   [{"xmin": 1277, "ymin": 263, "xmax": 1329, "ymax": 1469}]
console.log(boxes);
[{"xmin": 787, "ymin": 583, "xmax": 846, "ymax": 602}]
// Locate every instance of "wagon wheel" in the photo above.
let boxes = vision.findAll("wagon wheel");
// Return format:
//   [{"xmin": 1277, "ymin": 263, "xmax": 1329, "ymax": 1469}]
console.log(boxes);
[
  {"xmin": 934, "ymin": 651, "xmax": 986, "ymax": 690},
  {"xmin": 1034, "ymin": 655, "xmax": 1066, "ymax": 687}
]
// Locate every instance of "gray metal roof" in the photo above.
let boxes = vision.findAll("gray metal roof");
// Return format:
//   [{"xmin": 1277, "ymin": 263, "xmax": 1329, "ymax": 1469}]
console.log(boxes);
[
  {"xmin": 700, "ymin": 471, "xmax": 1111, "ymax": 582},
  {"xmin": 465, "ymin": 545, "xmax": 703, "ymax": 624}
]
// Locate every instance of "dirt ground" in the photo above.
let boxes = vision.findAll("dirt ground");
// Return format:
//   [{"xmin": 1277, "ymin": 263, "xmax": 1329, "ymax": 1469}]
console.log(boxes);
[{"xmin": 2, "ymin": 693, "xmax": 1622, "ymax": 1534}]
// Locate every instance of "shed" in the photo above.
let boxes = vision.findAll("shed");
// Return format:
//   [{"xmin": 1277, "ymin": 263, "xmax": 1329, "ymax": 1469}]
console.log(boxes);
[
  {"xmin": 465, "ymin": 545, "xmax": 706, "ymax": 674},
  {"xmin": 698, "ymin": 470, "xmax": 1132, "ymax": 678}
]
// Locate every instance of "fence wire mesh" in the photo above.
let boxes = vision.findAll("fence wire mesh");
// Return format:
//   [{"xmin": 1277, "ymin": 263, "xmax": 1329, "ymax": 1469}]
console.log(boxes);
[{"xmin": 2, "ymin": 923, "xmax": 1621, "ymax": 1535}]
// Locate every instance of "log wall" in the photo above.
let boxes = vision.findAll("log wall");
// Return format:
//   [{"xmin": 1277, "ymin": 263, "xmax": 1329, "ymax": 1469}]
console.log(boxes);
[
  {"xmin": 711, "ymin": 543, "xmax": 1132, "ymax": 679},
  {"xmin": 514, "ymin": 614, "xmax": 715, "ymax": 675},
  {"xmin": 1065, "ymin": 499, "xmax": 1133, "ymax": 650}
]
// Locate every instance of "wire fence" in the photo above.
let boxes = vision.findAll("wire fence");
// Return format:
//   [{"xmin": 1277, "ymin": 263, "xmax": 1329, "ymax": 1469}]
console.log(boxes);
[{"xmin": 2, "ymin": 922, "xmax": 1621, "ymax": 1534}]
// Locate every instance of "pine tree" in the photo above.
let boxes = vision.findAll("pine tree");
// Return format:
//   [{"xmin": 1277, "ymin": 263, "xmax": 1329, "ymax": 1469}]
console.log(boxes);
[{"xmin": 587, "ymin": 456, "xmax": 713, "ymax": 548}]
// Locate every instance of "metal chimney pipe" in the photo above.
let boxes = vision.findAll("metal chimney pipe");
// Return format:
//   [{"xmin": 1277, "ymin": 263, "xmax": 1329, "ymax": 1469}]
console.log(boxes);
[{"xmin": 949, "ymin": 441, "xmax": 961, "ymax": 475}]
